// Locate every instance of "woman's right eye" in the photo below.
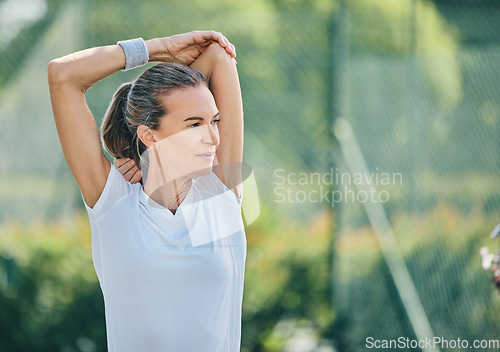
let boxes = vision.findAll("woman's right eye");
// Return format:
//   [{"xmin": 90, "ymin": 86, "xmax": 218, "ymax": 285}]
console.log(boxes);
[{"xmin": 188, "ymin": 123, "xmax": 200, "ymax": 128}]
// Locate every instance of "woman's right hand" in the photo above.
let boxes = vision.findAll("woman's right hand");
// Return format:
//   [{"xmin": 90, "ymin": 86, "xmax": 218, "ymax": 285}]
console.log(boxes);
[
  {"xmin": 147, "ymin": 30, "xmax": 236, "ymax": 66},
  {"xmin": 114, "ymin": 158, "xmax": 143, "ymax": 184}
]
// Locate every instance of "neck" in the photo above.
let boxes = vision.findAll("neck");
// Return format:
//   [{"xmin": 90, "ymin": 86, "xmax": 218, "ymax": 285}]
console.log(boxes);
[{"xmin": 143, "ymin": 157, "xmax": 192, "ymax": 214}]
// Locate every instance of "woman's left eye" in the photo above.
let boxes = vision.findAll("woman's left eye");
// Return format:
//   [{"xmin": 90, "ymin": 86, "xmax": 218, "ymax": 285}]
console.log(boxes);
[{"xmin": 188, "ymin": 119, "xmax": 219, "ymax": 128}]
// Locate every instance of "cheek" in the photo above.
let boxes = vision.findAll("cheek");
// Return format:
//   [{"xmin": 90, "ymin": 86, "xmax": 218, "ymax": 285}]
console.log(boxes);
[
  {"xmin": 214, "ymin": 125, "xmax": 220, "ymax": 141},
  {"xmin": 162, "ymin": 129, "xmax": 201, "ymax": 157}
]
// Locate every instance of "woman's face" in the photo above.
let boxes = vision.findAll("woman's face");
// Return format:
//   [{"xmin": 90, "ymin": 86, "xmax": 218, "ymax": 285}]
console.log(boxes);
[{"xmin": 149, "ymin": 85, "xmax": 220, "ymax": 179}]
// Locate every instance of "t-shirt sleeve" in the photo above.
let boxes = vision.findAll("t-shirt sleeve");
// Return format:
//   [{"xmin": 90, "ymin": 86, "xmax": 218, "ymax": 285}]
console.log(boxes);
[{"xmin": 82, "ymin": 163, "xmax": 135, "ymax": 218}]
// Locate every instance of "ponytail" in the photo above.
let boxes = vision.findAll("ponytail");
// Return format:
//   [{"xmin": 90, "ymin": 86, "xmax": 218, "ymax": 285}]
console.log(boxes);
[{"xmin": 101, "ymin": 82, "xmax": 141, "ymax": 167}]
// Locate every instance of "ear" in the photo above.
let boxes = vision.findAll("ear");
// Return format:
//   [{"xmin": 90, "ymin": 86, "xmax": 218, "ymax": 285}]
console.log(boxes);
[{"xmin": 137, "ymin": 125, "xmax": 156, "ymax": 148}]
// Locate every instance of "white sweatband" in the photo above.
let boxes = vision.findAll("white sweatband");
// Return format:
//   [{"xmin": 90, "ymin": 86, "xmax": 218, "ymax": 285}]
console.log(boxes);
[{"xmin": 117, "ymin": 38, "xmax": 149, "ymax": 71}]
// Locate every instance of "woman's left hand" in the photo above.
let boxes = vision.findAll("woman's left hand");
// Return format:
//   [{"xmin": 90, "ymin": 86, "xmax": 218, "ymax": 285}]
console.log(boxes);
[
  {"xmin": 147, "ymin": 30, "xmax": 236, "ymax": 66},
  {"xmin": 114, "ymin": 158, "xmax": 142, "ymax": 184}
]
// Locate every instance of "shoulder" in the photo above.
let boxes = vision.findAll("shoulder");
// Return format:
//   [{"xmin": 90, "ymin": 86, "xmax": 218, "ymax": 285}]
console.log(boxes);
[
  {"xmin": 194, "ymin": 170, "xmax": 242, "ymax": 207},
  {"xmin": 83, "ymin": 164, "xmax": 140, "ymax": 216}
]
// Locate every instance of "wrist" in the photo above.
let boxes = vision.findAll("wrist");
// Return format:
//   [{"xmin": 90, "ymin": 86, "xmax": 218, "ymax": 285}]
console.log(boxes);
[
  {"xmin": 145, "ymin": 38, "xmax": 159, "ymax": 60},
  {"xmin": 146, "ymin": 37, "xmax": 175, "ymax": 62}
]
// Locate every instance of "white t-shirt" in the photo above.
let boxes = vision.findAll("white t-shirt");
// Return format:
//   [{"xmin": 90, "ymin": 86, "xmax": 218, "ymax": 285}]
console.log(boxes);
[{"xmin": 83, "ymin": 164, "xmax": 247, "ymax": 352}]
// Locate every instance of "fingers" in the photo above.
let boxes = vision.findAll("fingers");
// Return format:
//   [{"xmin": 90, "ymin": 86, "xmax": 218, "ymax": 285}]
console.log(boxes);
[
  {"xmin": 123, "ymin": 165, "xmax": 142, "ymax": 183},
  {"xmin": 113, "ymin": 158, "xmax": 142, "ymax": 183},
  {"xmin": 128, "ymin": 168, "xmax": 143, "ymax": 184},
  {"xmin": 113, "ymin": 157, "xmax": 131, "ymax": 169},
  {"xmin": 193, "ymin": 30, "xmax": 236, "ymax": 58},
  {"xmin": 219, "ymin": 35, "xmax": 236, "ymax": 58},
  {"xmin": 114, "ymin": 158, "xmax": 135, "ymax": 172}
]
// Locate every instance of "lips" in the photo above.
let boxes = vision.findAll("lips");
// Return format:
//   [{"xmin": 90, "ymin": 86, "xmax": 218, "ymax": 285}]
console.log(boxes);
[{"xmin": 196, "ymin": 152, "xmax": 215, "ymax": 157}]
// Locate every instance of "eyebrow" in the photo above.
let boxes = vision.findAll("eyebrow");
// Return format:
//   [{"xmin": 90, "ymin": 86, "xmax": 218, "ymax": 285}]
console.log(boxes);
[{"xmin": 183, "ymin": 112, "xmax": 220, "ymax": 122}]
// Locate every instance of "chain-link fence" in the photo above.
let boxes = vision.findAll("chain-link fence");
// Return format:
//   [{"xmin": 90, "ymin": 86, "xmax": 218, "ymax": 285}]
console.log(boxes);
[
  {"xmin": 333, "ymin": 1, "xmax": 500, "ymax": 351},
  {"xmin": 0, "ymin": 0, "xmax": 333, "ymax": 223},
  {"xmin": 0, "ymin": 0, "xmax": 335, "ymax": 351},
  {"xmin": 2, "ymin": 0, "xmax": 500, "ymax": 351}
]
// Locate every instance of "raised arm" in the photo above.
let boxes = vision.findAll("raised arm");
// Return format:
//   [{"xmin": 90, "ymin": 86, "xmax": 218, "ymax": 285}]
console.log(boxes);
[
  {"xmin": 48, "ymin": 31, "xmax": 236, "ymax": 208},
  {"xmin": 48, "ymin": 44, "xmax": 125, "ymax": 208},
  {"xmin": 189, "ymin": 43, "xmax": 243, "ymax": 198}
]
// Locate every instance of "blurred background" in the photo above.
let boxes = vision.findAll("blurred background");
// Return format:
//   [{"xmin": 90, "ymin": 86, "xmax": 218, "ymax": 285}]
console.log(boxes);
[{"xmin": 1, "ymin": 0, "xmax": 500, "ymax": 351}]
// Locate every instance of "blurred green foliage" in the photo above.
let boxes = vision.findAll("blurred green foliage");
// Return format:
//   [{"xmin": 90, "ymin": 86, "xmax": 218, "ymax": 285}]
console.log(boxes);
[
  {"xmin": 1, "ymin": 0, "xmax": 500, "ymax": 351},
  {"xmin": 0, "ymin": 216, "xmax": 106, "ymax": 351}
]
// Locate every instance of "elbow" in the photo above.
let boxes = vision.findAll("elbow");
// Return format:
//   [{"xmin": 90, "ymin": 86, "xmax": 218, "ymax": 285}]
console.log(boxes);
[
  {"xmin": 47, "ymin": 58, "xmax": 70, "ymax": 86},
  {"xmin": 206, "ymin": 42, "xmax": 233, "ymax": 63}
]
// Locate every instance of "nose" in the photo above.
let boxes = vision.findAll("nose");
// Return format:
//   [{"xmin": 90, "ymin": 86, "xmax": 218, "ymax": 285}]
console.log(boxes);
[{"xmin": 202, "ymin": 122, "xmax": 220, "ymax": 148}]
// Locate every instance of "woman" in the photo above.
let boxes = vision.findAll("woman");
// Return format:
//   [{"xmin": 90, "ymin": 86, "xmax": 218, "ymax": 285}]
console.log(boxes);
[{"xmin": 48, "ymin": 31, "xmax": 246, "ymax": 352}]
